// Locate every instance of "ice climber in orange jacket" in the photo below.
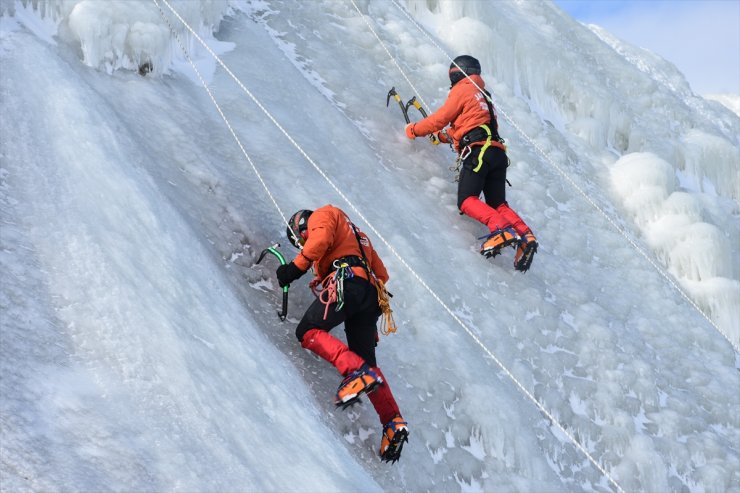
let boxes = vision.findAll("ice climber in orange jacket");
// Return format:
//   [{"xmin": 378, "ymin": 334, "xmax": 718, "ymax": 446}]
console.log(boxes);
[
  {"xmin": 405, "ymin": 55, "xmax": 538, "ymax": 272},
  {"xmin": 275, "ymin": 205, "xmax": 408, "ymax": 463}
]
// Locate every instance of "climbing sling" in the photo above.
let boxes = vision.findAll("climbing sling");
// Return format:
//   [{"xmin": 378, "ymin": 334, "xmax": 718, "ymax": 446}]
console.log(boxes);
[
  {"xmin": 314, "ymin": 258, "xmax": 357, "ymax": 320},
  {"xmin": 348, "ymin": 220, "xmax": 398, "ymax": 336}
]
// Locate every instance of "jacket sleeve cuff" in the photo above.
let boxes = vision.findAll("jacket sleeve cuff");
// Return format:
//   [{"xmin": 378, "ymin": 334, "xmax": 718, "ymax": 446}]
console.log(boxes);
[{"xmin": 293, "ymin": 252, "xmax": 312, "ymax": 272}]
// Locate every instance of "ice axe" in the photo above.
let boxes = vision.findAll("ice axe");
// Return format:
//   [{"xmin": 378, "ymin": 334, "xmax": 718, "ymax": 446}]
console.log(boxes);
[
  {"xmin": 386, "ymin": 87, "xmax": 439, "ymax": 145},
  {"xmin": 386, "ymin": 86, "xmax": 411, "ymax": 123},
  {"xmin": 404, "ymin": 95, "xmax": 428, "ymax": 118},
  {"xmin": 256, "ymin": 244, "xmax": 289, "ymax": 321},
  {"xmin": 405, "ymin": 96, "xmax": 440, "ymax": 145}
]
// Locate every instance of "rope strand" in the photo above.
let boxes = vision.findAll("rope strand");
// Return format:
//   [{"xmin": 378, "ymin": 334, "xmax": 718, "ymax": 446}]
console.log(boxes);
[
  {"xmin": 152, "ymin": 0, "xmax": 289, "ymax": 230},
  {"xmin": 375, "ymin": 278, "xmax": 397, "ymax": 335}
]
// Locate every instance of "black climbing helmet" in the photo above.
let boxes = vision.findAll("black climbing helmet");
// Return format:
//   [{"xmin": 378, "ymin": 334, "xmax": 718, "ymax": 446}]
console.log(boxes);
[
  {"xmin": 449, "ymin": 55, "xmax": 481, "ymax": 86},
  {"xmin": 286, "ymin": 209, "xmax": 313, "ymax": 248}
]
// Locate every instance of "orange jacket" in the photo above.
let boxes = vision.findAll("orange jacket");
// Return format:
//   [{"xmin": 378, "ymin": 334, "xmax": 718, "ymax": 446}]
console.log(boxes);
[
  {"xmin": 412, "ymin": 74, "xmax": 498, "ymax": 151},
  {"xmin": 292, "ymin": 205, "xmax": 389, "ymax": 283}
]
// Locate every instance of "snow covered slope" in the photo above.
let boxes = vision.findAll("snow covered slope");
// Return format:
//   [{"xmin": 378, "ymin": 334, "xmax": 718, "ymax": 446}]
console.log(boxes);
[{"xmin": 1, "ymin": 1, "xmax": 738, "ymax": 492}]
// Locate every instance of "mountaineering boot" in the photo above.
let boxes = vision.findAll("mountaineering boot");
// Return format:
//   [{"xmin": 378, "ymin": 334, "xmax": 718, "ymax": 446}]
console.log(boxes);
[
  {"xmin": 480, "ymin": 227, "xmax": 519, "ymax": 258},
  {"xmin": 514, "ymin": 230, "xmax": 538, "ymax": 272},
  {"xmin": 335, "ymin": 364, "xmax": 382, "ymax": 409},
  {"xmin": 379, "ymin": 415, "xmax": 409, "ymax": 463}
]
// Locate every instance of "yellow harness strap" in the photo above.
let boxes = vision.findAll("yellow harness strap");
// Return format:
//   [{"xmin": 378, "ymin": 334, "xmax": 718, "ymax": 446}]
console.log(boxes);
[{"xmin": 472, "ymin": 124, "xmax": 492, "ymax": 173}]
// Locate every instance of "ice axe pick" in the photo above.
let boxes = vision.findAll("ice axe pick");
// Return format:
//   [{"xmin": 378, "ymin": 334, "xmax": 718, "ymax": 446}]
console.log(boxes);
[{"xmin": 256, "ymin": 244, "xmax": 289, "ymax": 321}]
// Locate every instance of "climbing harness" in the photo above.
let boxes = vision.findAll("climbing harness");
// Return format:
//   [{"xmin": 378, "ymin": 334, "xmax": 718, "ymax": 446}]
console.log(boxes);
[
  {"xmin": 309, "ymin": 251, "xmax": 395, "ymax": 335},
  {"xmin": 458, "ymin": 87, "xmax": 507, "ymax": 172},
  {"xmin": 313, "ymin": 258, "xmax": 356, "ymax": 320},
  {"xmin": 461, "ymin": 124, "xmax": 506, "ymax": 172},
  {"xmin": 451, "ymin": 142, "xmax": 512, "ymax": 186}
]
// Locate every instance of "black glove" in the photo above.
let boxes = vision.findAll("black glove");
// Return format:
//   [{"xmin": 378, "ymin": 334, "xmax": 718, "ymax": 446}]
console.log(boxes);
[{"xmin": 276, "ymin": 262, "xmax": 305, "ymax": 288}]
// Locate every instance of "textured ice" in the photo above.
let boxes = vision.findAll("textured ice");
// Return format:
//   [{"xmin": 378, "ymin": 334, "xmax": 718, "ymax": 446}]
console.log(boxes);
[{"xmin": 1, "ymin": 1, "xmax": 738, "ymax": 492}]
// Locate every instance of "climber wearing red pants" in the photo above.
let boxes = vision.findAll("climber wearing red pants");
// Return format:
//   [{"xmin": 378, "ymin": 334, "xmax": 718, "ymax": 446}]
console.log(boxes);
[
  {"xmin": 405, "ymin": 55, "xmax": 538, "ymax": 271},
  {"xmin": 275, "ymin": 204, "xmax": 408, "ymax": 463}
]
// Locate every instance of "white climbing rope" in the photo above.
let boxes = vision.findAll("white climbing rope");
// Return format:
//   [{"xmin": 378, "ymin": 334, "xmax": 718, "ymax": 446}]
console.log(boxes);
[{"xmin": 152, "ymin": 0, "xmax": 290, "ymax": 230}]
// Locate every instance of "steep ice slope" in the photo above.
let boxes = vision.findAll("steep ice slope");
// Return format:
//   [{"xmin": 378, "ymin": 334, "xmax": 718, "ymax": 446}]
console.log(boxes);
[
  {"xmin": 1, "ymin": 1, "xmax": 738, "ymax": 492},
  {"xmin": 0, "ymin": 18, "xmax": 381, "ymax": 493},
  {"xmin": 212, "ymin": 1, "xmax": 739, "ymax": 491}
]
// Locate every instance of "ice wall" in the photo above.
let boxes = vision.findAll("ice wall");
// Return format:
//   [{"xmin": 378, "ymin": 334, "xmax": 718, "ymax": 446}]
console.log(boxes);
[
  {"xmin": 610, "ymin": 152, "xmax": 740, "ymax": 343},
  {"xmin": 404, "ymin": 0, "xmax": 740, "ymax": 346},
  {"xmin": 1, "ymin": 0, "xmax": 231, "ymax": 75}
]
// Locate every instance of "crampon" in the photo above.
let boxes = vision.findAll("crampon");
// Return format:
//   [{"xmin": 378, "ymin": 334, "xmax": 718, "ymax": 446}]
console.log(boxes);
[
  {"xmin": 335, "ymin": 365, "xmax": 382, "ymax": 410},
  {"xmin": 480, "ymin": 227, "xmax": 519, "ymax": 258},
  {"xmin": 514, "ymin": 231, "xmax": 538, "ymax": 272},
  {"xmin": 380, "ymin": 415, "xmax": 409, "ymax": 464}
]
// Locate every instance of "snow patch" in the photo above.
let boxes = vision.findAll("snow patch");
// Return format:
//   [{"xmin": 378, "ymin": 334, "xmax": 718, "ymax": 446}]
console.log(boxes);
[{"xmin": 610, "ymin": 152, "xmax": 739, "ymax": 343}]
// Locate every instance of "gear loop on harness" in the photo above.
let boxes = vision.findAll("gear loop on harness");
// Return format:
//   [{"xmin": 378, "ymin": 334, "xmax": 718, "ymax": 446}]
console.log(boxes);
[
  {"xmin": 451, "ymin": 145, "xmax": 472, "ymax": 182},
  {"xmin": 312, "ymin": 260, "xmax": 356, "ymax": 320}
]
